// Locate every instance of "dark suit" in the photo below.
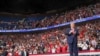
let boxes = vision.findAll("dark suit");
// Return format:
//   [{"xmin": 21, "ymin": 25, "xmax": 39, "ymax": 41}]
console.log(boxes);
[
  {"xmin": 1, "ymin": 50, "xmax": 8, "ymax": 56},
  {"xmin": 21, "ymin": 50, "xmax": 29, "ymax": 56},
  {"xmin": 65, "ymin": 28, "xmax": 79, "ymax": 56}
]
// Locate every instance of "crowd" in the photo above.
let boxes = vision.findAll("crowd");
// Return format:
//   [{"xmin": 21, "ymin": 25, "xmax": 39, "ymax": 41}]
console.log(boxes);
[
  {"xmin": 0, "ymin": 20, "xmax": 100, "ymax": 56},
  {"xmin": 0, "ymin": 3, "xmax": 100, "ymax": 30}
]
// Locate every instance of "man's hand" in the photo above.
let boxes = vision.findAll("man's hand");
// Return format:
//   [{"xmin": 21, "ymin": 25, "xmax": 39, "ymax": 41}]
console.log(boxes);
[
  {"xmin": 69, "ymin": 30, "xmax": 73, "ymax": 34},
  {"xmin": 69, "ymin": 29, "xmax": 76, "ymax": 34}
]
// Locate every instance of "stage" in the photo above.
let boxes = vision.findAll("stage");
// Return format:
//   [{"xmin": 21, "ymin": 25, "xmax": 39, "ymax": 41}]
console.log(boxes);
[{"xmin": 30, "ymin": 50, "xmax": 100, "ymax": 56}]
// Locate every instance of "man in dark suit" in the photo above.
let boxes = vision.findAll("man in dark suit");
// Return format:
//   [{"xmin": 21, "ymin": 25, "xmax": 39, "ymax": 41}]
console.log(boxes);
[
  {"xmin": 21, "ymin": 48, "xmax": 29, "ymax": 56},
  {"xmin": 65, "ymin": 22, "xmax": 79, "ymax": 56}
]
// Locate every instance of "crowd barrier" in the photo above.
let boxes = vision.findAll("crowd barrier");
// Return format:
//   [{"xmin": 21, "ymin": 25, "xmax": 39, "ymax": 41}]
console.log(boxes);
[
  {"xmin": 0, "ymin": 15, "xmax": 100, "ymax": 33},
  {"xmin": 30, "ymin": 50, "xmax": 100, "ymax": 56}
]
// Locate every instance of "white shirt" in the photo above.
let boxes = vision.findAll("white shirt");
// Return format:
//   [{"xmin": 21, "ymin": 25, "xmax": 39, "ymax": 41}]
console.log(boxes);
[
  {"xmin": 91, "ymin": 40, "xmax": 97, "ymax": 48},
  {"xmin": 8, "ymin": 52, "xmax": 12, "ymax": 56},
  {"xmin": 23, "ymin": 50, "xmax": 27, "ymax": 56},
  {"xmin": 90, "ymin": 47, "xmax": 95, "ymax": 51},
  {"xmin": 81, "ymin": 42, "xmax": 88, "ymax": 50},
  {"xmin": 52, "ymin": 48, "xmax": 56, "ymax": 53},
  {"xmin": 33, "ymin": 49, "xmax": 37, "ymax": 54}
]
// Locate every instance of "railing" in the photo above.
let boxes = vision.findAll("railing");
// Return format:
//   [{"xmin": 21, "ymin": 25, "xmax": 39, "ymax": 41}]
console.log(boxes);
[{"xmin": 0, "ymin": 15, "xmax": 100, "ymax": 33}]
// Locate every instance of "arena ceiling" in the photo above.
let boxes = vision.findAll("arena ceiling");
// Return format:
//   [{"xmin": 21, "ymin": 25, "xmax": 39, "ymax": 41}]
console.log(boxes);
[{"xmin": 0, "ymin": 0, "xmax": 99, "ymax": 14}]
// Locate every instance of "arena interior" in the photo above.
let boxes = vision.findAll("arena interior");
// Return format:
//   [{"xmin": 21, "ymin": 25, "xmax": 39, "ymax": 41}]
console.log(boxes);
[{"xmin": 0, "ymin": 0, "xmax": 100, "ymax": 56}]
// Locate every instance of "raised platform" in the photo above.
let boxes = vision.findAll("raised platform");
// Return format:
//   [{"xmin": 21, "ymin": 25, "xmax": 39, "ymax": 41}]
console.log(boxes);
[{"xmin": 30, "ymin": 50, "xmax": 100, "ymax": 56}]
